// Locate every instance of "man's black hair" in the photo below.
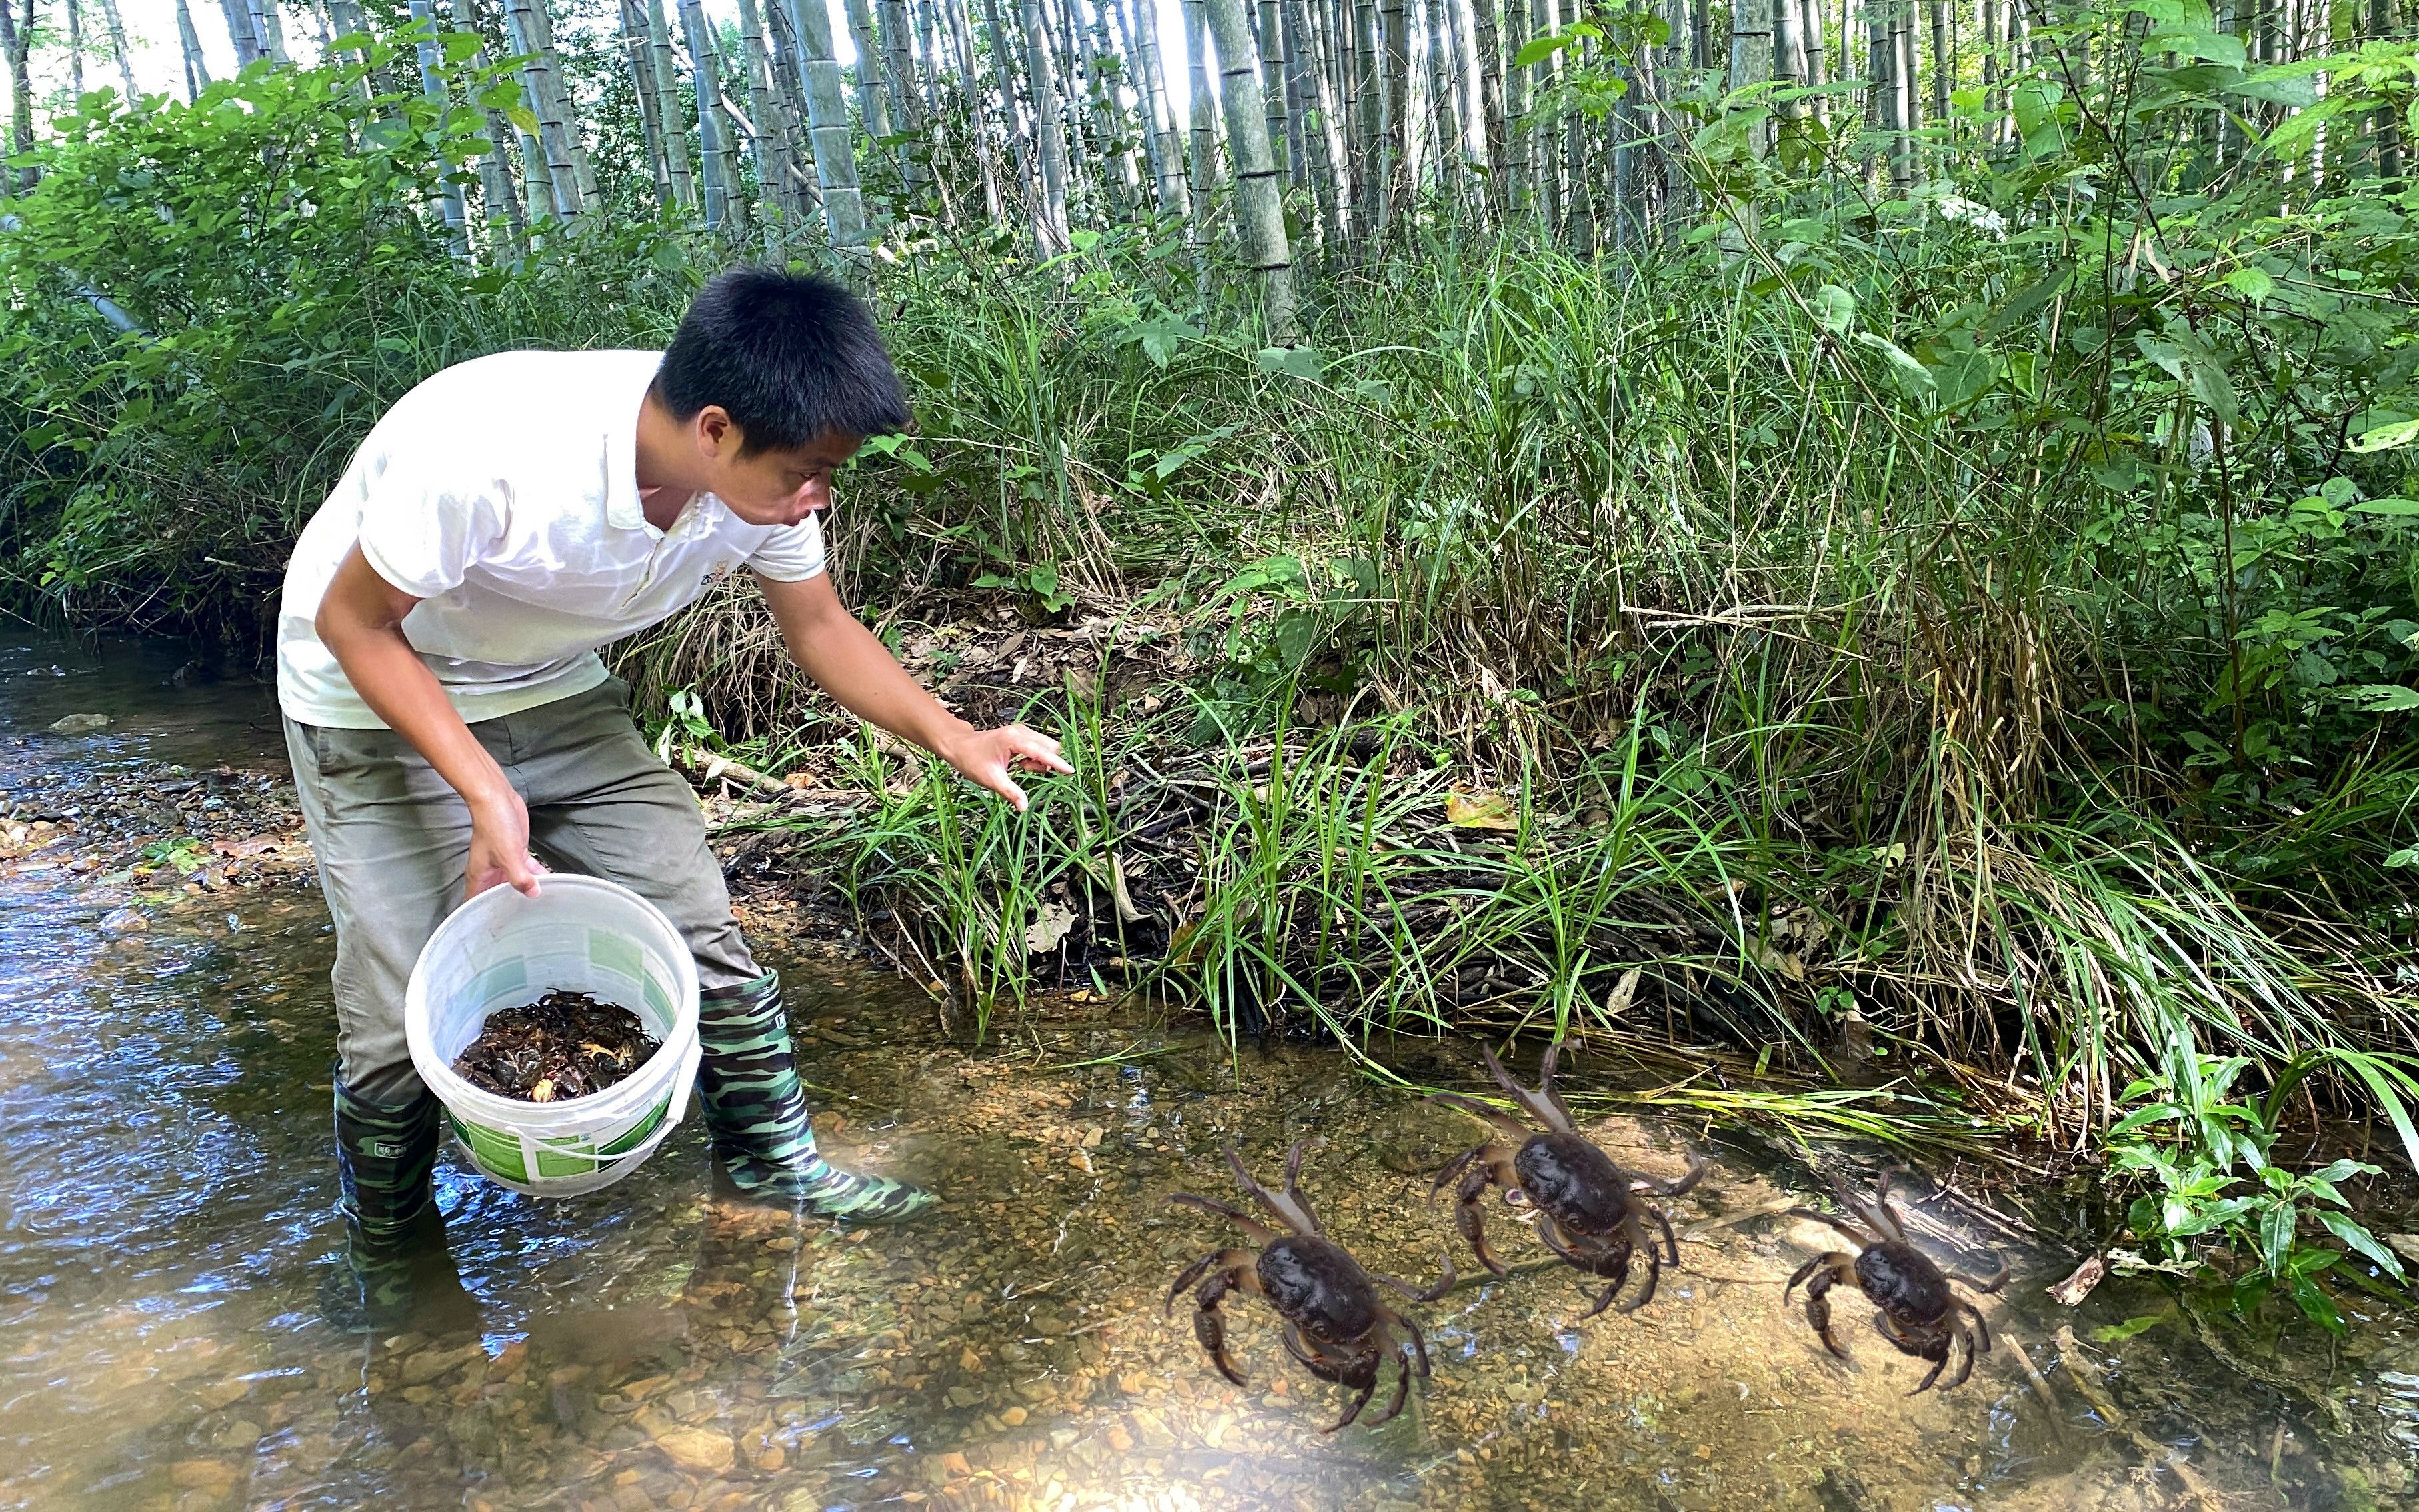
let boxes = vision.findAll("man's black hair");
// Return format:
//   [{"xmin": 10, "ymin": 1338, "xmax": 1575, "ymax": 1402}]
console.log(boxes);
[{"xmin": 653, "ymin": 266, "xmax": 911, "ymax": 454}]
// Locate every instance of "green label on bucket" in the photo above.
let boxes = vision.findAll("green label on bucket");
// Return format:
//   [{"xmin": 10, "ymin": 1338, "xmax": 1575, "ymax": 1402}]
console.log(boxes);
[
  {"xmin": 598, "ymin": 1094, "xmax": 671, "ymax": 1157},
  {"xmin": 447, "ymin": 1111, "xmax": 529, "ymax": 1183},
  {"xmin": 472, "ymin": 958, "xmax": 529, "ymax": 1005},
  {"xmin": 533, "ymin": 1134, "xmax": 597, "ymax": 1179},
  {"xmin": 587, "ymin": 929, "xmax": 643, "ymax": 983}
]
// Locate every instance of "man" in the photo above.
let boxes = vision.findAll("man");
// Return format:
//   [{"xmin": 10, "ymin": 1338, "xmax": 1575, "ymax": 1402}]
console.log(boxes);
[{"xmin": 279, "ymin": 267, "xmax": 1066, "ymax": 1319}]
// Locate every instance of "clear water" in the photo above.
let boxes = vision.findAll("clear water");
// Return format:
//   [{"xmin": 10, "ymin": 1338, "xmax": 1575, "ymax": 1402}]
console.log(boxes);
[{"xmin": 3, "ymin": 633, "xmax": 2416, "ymax": 1510}]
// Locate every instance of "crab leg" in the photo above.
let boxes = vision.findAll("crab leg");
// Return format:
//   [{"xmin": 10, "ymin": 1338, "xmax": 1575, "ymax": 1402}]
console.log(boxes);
[
  {"xmin": 1165, "ymin": 1192, "xmax": 1279, "ymax": 1245},
  {"xmin": 1376, "ymin": 1303, "xmax": 1433, "ymax": 1376},
  {"xmin": 1446, "ymin": 1149, "xmax": 1522, "ymax": 1277},
  {"xmin": 1327, "ymin": 1369, "xmax": 1378, "ymax": 1433},
  {"xmin": 1616, "ymin": 1215, "xmax": 1662, "ymax": 1315},
  {"xmin": 1950, "ymin": 1255, "xmax": 2011, "ymax": 1295},
  {"xmin": 1786, "ymin": 1206, "xmax": 1880, "ymax": 1251},
  {"xmin": 1375, "ymin": 1251, "xmax": 1457, "ymax": 1305},
  {"xmin": 1786, "ymin": 1253, "xmax": 1858, "ymax": 1360},
  {"xmin": 1428, "ymin": 1089, "xmax": 1535, "ymax": 1147},
  {"xmin": 1182, "ymin": 1253, "xmax": 1262, "ymax": 1386},
  {"xmin": 1360, "ymin": 1338, "xmax": 1412, "ymax": 1429},
  {"xmin": 1644, "ymin": 1154, "xmax": 1710, "ymax": 1198},
  {"xmin": 1646, "ymin": 1203, "xmax": 1681, "ymax": 1267}
]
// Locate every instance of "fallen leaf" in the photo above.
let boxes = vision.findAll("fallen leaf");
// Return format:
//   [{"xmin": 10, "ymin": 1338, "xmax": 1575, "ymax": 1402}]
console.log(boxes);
[
  {"xmin": 2386, "ymin": 1233, "xmax": 2419, "ymax": 1266},
  {"xmin": 1604, "ymin": 967, "xmax": 1642, "ymax": 1016},
  {"xmin": 1025, "ymin": 900, "xmax": 1078, "ymax": 954},
  {"xmin": 1446, "ymin": 789, "xmax": 1519, "ymax": 831},
  {"xmin": 2047, "ymin": 1253, "xmax": 2106, "ymax": 1306}
]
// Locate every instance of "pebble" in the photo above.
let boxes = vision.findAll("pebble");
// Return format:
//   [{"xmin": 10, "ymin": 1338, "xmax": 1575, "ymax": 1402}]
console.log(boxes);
[{"xmin": 653, "ymin": 1425, "xmax": 735, "ymax": 1475}]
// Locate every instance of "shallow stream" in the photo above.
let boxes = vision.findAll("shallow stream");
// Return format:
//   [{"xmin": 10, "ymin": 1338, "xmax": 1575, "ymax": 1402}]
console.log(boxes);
[{"xmin": 4, "ymin": 635, "xmax": 2418, "ymax": 1511}]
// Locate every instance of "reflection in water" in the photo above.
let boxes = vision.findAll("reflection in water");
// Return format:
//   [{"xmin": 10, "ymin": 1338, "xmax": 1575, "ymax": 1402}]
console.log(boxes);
[{"xmin": 2, "ymin": 635, "xmax": 2417, "ymax": 1509}]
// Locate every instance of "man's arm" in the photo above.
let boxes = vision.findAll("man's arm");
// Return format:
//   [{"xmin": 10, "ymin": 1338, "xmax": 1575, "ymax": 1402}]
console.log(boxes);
[
  {"xmin": 755, "ymin": 571, "xmax": 1071, "ymax": 810},
  {"xmin": 315, "ymin": 543, "xmax": 541, "ymax": 898}
]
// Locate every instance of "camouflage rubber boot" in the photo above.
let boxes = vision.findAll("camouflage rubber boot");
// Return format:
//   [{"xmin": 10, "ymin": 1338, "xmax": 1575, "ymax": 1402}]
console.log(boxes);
[
  {"xmin": 697, "ymin": 971, "xmax": 934, "ymax": 1222},
  {"xmin": 320, "ymin": 1080, "xmax": 473, "ymax": 1335}
]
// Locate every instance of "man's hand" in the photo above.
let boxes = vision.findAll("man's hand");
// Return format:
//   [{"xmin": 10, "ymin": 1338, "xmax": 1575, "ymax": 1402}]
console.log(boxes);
[
  {"xmin": 464, "ymin": 789, "xmax": 544, "ymax": 900},
  {"xmin": 937, "ymin": 723, "xmax": 1073, "ymax": 812},
  {"xmin": 757, "ymin": 573, "xmax": 1079, "ymax": 812}
]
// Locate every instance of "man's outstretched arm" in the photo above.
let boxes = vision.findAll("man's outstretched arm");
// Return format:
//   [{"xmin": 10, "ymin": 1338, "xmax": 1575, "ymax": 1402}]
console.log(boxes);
[
  {"xmin": 755, "ymin": 570, "xmax": 1071, "ymax": 810},
  {"xmin": 314, "ymin": 543, "xmax": 541, "ymax": 898}
]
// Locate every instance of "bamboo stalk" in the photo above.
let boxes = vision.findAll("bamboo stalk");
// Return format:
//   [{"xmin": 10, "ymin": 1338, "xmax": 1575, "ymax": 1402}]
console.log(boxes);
[
  {"xmin": 678, "ymin": 0, "xmax": 735, "ymax": 227},
  {"xmin": 620, "ymin": 0, "xmax": 675, "ymax": 209},
  {"xmin": 407, "ymin": 0, "xmax": 471, "ymax": 254},
  {"xmin": 173, "ymin": 0, "xmax": 211, "ymax": 97},
  {"xmin": 784, "ymin": 0, "xmax": 875, "ymax": 254},
  {"xmin": 646, "ymin": 0, "xmax": 699, "ymax": 208},
  {"xmin": 1021, "ymin": 0, "xmax": 1075, "ymax": 248},
  {"xmin": 1205, "ymin": 0, "xmax": 1300, "ymax": 337}
]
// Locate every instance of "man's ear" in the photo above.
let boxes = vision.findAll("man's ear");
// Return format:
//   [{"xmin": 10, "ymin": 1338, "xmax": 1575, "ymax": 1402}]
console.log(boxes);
[{"xmin": 695, "ymin": 405, "xmax": 738, "ymax": 456}]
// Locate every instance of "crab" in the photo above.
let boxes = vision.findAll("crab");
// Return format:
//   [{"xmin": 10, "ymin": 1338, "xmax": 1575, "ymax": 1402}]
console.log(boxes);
[
  {"xmin": 1784, "ymin": 1167, "xmax": 2009, "ymax": 1394},
  {"xmin": 1428, "ymin": 1040, "xmax": 1708, "ymax": 1319},
  {"xmin": 1165, "ymin": 1139, "xmax": 1453, "ymax": 1430}
]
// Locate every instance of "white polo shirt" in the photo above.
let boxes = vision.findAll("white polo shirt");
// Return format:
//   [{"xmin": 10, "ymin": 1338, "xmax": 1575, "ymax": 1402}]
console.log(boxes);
[{"xmin": 276, "ymin": 349, "xmax": 828, "ymax": 730}]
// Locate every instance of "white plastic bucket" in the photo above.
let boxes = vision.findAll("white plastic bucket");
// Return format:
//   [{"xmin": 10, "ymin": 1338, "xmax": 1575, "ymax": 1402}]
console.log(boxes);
[{"xmin": 404, "ymin": 874, "xmax": 701, "ymax": 1198}]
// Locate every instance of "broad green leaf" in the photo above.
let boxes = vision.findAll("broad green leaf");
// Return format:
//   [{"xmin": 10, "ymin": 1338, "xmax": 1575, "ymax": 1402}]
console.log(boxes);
[
  {"xmin": 2348, "ymin": 497, "xmax": 2419, "ymax": 515},
  {"xmin": 2346, "ymin": 684, "xmax": 2419, "ymax": 712},
  {"xmin": 2222, "ymin": 266, "xmax": 2274, "ymax": 304},
  {"xmin": 1852, "ymin": 331, "xmax": 1934, "ymax": 397},
  {"xmin": 1513, "ymin": 31, "xmax": 1576, "ymax": 67},
  {"xmin": 2315, "ymin": 1211, "xmax": 2408, "ymax": 1282},
  {"xmin": 2228, "ymin": 69, "xmax": 2321, "ymax": 107},
  {"xmin": 2292, "ymin": 1274, "xmax": 2346, "ymax": 1334},
  {"xmin": 1256, "ymin": 345, "xmax": 1325, "ymax": 381},
  {"xmin": 1929, "ymin": 349, "xmax": 2000, "ymax": 411},
  {"xmin": 1812, "ymin": 283, "xmax": 1855, "ymax": 334},
  {"xmin": 2091, "ymin": 1314, "xmax": 2168, "ymax": 1343},
  {"xmin": 2350, "ymin": 418, "xmax": 2419, "ymax": 453}
]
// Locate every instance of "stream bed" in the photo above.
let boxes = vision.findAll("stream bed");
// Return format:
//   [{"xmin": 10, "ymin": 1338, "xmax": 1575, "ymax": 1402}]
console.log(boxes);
[{"xmin": 4, "ymin": 634, "xmax": 2418, "ymax": 1511}]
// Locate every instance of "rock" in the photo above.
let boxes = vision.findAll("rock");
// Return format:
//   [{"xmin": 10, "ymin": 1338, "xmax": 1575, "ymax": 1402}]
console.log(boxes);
[
  {"xmin": 654, "ymin": 1425, "xmax": 735, "ymax": 1475},
  {"xmin": 209, "ymin": 1419, "xmax": 262, "ymax": 1451},
  {"xmin": 101, "ymin": 907, "xmax": 149, "ymax": 933},
  {"xmin": 398, "ymin": 1343, "xmax": 481, "ymax": 1386},
  {"xmin": 169, "ymin": 1459, "xmax": 237, "ymax": 1493},
  {"xmin": 2386, "ymin": 1233, "xmax": 2419, "ymax": 1266},
  {"xmin": 998, "ymin": 1405, "xmax": 1028, "ymax": 1427},
  {"xmin": 49, "ymin": 713, "xmax": 109, "ymax": 733},
  {"xmin": 191, "ymin": 1378, "xmax": 249, "ymax": 1411}
]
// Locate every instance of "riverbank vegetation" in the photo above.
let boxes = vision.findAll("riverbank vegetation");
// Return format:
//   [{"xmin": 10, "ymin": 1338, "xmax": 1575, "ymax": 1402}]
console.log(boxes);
[{"xmin": 3, "ymin": 0, "xmax": 2419, "ymax": 1317}]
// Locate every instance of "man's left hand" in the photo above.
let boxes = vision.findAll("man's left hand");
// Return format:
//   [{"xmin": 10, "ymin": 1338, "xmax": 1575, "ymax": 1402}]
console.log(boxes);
[{"xmin": 938, "ymin": 723, "xmax": 1073, "ymax": 811}]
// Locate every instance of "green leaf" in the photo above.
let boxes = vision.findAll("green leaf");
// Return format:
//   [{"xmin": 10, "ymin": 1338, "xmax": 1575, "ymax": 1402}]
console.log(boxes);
[
  {"xmin": 2315, "ymin": 1211, "xmax": 2408, "ymax": 1282},
  {"xmin": 2291, "ymin": 1274, "xmax": 2346, "ymax": 1333},
  {"xmin": 1928, "ymin": 349, "xmax": 2000, "ymax": 411},
  {"xmin": 1255, "ymin": 345, "xmax": 1325, "ymax": 381},
  {"xmin": 2350, "ymin": 418, "xmax": 2419, "ymax": 453},
  {"xmin": 2222, "ymin": 266, "xmax": 2274, "ymax": 304},
  {"xmin": 2260, "ymin": 1199, "xmax": 2296, "ymax": 1274},
  {"xmin": 2228, "ymin": 69, "xmax": 2322, "ymax": 108},
  {"xmin": 1852, "ymin": 331, "xmax": 1934, "ymax": 397},
  {"xmin": 1513, "ymin": 31, "xmax": 1578, "ymax": 67},
  {"xmin": 2346, "ymin": 684, "xmax": 2419, "ymax": 712},
  {"xmin": 2091, "ymin": 1313, "xmax": 2169, "ymax": 1343},
  {"xmin": 2348, "ymin": 496, "xmax": 2419, "ymax": 515},
  {"xmin": 1812, "ymin": 283, "xmax": 1855, "ymax": 335}
]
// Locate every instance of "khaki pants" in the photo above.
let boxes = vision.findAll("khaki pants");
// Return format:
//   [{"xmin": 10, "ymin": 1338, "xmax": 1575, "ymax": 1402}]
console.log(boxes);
[{"xmin": 283, "ymin": 677, "xmax": 759, "ymax": 1104}]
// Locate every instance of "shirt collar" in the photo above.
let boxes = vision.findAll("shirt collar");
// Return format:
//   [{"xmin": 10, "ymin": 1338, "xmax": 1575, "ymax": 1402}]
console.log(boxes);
[{"xmin": 604, "ymin": 355, "xmax": 656, "ymax": 533}]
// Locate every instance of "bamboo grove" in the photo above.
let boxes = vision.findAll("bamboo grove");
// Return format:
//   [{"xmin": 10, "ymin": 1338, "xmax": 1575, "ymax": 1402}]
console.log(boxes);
[{"xmin": 4, "ymin": 0, "xmax": 2412, "ymax": 345}]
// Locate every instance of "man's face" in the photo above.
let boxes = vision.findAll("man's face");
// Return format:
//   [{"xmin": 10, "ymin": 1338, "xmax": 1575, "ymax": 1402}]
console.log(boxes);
[{"xmin": 695, "ymin": 412, "xmax": 863, "ymax": 528}]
